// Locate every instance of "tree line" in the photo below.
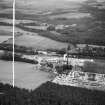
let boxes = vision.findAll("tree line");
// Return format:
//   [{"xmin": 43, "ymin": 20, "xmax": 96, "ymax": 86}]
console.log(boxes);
[{"xmin": 0, "ymin": 81, "xmax": 105, "ymax": 105}]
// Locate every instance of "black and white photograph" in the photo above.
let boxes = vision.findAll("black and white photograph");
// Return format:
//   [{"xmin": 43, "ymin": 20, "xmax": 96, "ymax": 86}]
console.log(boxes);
[
  {"xmin": 0, "ymin": 0, "xmax": 13, "ymax": 86},
  {"xmin": 1, "ymin": 0, "xmax": 105, "ymax": 105}
]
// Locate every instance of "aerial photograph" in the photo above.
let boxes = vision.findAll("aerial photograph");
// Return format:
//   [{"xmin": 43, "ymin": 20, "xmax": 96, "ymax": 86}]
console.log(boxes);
[
  {"xmin": 1, "ymin": 0, "xmax": 105, "ymax": 105},
  {"xmin": 0, "ymin": 0, "xmax": 13, "ymax": 87}
]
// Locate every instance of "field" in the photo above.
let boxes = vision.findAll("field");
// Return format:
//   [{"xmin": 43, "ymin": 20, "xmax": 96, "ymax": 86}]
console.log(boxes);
[
  {"xmin": 0, "ymin": 60, "xmax": 52, "ymax": 90},
  {"xmin": 0, "ymin": 26, "xmax": 12, "ymax": 33},
  {"xmin": 6, "ymin": 32, "xmax": 68, "ymax": 50},
  {"xmin": 0, "ymin": 36, "xmax": 12, "ymax": 43},
  {"xmin": 0, "ymin": 25, "xmax": 12, "ymax": 43},
  {"xmin": 49, "ymin": 12, "xmax": 91, "ymax": 19},
  {"xmin": 14, "ymin": 62, "xmax": 51, "ymax": 90},
  {"xmin": 0, "ymin": 60, "xmax": 12, "ymax": 85},
  {"xmin": 83, "ymin": 59, "xmax": 105, "ymax": 74}
]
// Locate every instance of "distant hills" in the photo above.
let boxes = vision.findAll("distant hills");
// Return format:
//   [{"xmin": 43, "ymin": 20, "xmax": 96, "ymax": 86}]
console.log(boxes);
[
  {"xmin": 15, "ymin": 0, "xmax": 82, "ymax": 10},
  {"xmin": 0, "ymin": 0, "xmax": 12, "ymax": 9},
  {"xmin": 84, "ymin": 0, "xmax": 105, "ymax": 8},
  {"xmin": 1, "ymin": 0, "xmax": 105, "ymax": 46}
]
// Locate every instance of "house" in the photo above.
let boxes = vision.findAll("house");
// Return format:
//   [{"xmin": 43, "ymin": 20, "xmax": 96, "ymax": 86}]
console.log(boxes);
[
  {"xmin": 53, "ymin": 70, "xmax": 105, "ymax": 90},
  {"xmin": 55, "ymin": 25, "xmax": 65, "ymax": 30},
  {"xmin": 70, "ymin": 24, "xmax": 77, "ymax": 27},
  {"xmin": 63, "ymin": 54, "xmax": 94, "ymax": 66},
  {"xmin": 38, "ymin": 51, "xmax": 48, "ymax": 55}
]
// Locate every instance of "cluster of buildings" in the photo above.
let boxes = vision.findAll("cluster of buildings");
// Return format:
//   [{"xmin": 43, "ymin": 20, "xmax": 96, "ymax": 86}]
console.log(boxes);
[
  {"xmin": 64, "ymin": 44, "xmax": 105, "ymax": 58},
  {"xmin": 47, "ymin": 51, "xmax": 105, "ymax": 90},
  {"xmin": 33, "ymin": 49, "xmax": 105, "ymax": 91},
  {"xmin": 34, "ymin": 52, "xmax": 94, "ymax": 67},
  {"xmin": 21, "ymin": 47, "xmax": 105, "ymax": 90},
  {"xmin": 64, "ymin": 54, "xmax": 94, "ymax": 66},
  {"xmin": 25, "ymin": 21, "xmax": 77, "ymax": 31},
  {"xmin": 53, "ymin": 70, "xmax": 105, "ymax": 91}
]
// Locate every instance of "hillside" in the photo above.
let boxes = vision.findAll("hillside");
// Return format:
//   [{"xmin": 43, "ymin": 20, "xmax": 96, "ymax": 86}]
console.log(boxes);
[
  {"xmin": 1, "ymin": 0, "xmax": 105, "ymax": 46},
  {"xmin": 13, "ymin": 3, "xmax": 105, "ymax": 46}
]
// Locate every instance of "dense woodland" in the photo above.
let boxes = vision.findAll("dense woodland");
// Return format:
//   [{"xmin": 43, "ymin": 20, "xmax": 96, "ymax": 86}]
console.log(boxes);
[
  {"xmin": 1, "ymin": 43, "xmax": 105, "ymax": 60},
  {"xmin": 0, "ymin": 44, "xmax": 38, "ymax": 55},
  {"xmin": 0, "ymin": 51, "xmax": 38, "ymax": 64},
  {"xmin": 0, "ymin": 82, "xmax": 105, "ymax": 105}
]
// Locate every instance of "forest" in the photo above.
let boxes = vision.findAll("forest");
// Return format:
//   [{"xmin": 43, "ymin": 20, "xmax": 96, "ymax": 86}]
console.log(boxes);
[{"xmin": 0, "ymin": 82, "xmax": 105, "ymax": 105}]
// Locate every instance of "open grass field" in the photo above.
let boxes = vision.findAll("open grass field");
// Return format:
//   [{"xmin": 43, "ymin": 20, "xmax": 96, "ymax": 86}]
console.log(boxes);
[
  {"xmin": 49, "ymin": 12, "xmax": 91, "ymax": 19},
  {"xmin": 0, "ymin": 36, "xmax": 12, "ymax": 43},
  {"xmin": 0, "ymin": 25, "xmax": 12, "ymax": 43},
  {"xmin": 14, "ymin": 62, "xmax": 51, "ymax": 90},
  {"xmin": 0, "ymin": 26, "xmax": 12, "ymax": 33},
  {"xmin": 0, "ymin": 60, "xmax": 12, "ymax": 85},
  {"xmin": 83, "ymin": 59, "xmax": 105, "ymax": 74},
  {"xmin": 0, "ymin": 30, "xmax": 12, "ymax": 36},
  {"xmin": 0, "ymin": 60, "xmax": 52, "ymax": 90},
  {"xmin": 6, "ymin": 32, "xmax": 68, "ymax": 50}
]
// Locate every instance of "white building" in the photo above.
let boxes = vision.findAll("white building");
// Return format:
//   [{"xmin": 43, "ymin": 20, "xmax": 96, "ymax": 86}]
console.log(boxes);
[
  {"xmin": 63, "ymin": 54, "xmax": 94, "ymax": 66},
  {"xmin": 55, "ymin": 25, "xmax": 65, "ymax": 30},
  {"xmin": 53, "ymin": 70, "xmax": 105, "ymax": 91},
  {"xmin": 38, "ymin": 51, "xmax": 48, "ymax": 55}
]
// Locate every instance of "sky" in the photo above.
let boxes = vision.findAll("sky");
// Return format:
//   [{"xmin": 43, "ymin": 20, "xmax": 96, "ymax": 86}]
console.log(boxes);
[
  {"xmin": 0, "ymin": 0, "xmax": 13, "ymax": 9},
  {"xmin": 0, "ymin": 0, "xmax": 87, "ymax": 8},
  {"xmin": 1, "ymin": 0, "xmax": 105, "ymax": 10},
  {"xmin": 15, "ymin": 0, "xmax": 88, "ymax": 10}
]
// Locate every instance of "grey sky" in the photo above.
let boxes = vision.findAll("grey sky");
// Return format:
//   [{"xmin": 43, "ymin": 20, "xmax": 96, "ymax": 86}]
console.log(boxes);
[
  {"xmin": 0, "ymin": 0, "xmax": 13, "ymax": 9},
  {"xmin": 1, "ymin": 0, "xmax": 86, "ymax": 8},
  {"xmin": 1, "ymin": 0, "xmax": 105, "ymax": 10},
  {"xmin": 15, "ymin": 0, "xmax": 87, "ymax": 10}
]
